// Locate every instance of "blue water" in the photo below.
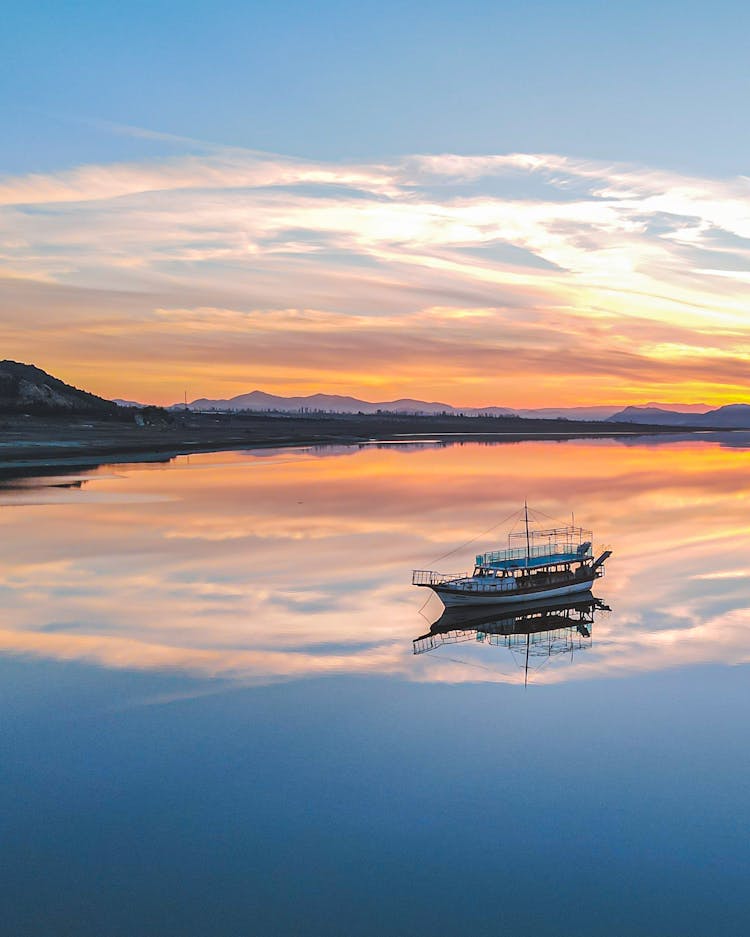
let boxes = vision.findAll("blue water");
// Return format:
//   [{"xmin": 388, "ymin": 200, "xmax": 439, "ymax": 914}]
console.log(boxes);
[
  {"xmin": 3, "ymin": 661, "xmax": 748, "ymax": 936},
  {"xmin": 1, "ymin": 441, "xmax": 749, "ymax": 935}
]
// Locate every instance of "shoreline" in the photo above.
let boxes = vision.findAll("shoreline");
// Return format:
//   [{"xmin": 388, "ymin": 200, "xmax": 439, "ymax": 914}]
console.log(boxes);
[{"xmin": 0, "ymin": 411, "xmax": 732, "ymax": 480}]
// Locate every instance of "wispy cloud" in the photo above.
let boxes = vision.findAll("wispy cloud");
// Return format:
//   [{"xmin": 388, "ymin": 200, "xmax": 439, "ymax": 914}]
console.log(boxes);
[{"xmin": 1, "ymin": 143, "xmax": 749, "ymax": 404}]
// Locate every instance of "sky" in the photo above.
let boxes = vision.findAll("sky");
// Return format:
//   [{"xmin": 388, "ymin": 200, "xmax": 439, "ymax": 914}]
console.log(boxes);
[{"xmin": 1, "ymin": 0, "xmax": 750, "ymax": 406}]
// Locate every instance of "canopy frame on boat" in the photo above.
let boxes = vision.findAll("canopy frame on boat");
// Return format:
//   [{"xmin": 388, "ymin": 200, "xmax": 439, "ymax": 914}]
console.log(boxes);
[{"xmin": 477, "ymin": 523, "xmax": 593, "ymax": 570}]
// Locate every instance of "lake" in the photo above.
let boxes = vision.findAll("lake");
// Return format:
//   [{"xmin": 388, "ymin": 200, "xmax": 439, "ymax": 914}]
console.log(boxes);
[{"xmin": 2, "ymin": 436, "xmax": 750, "ymax": 936}]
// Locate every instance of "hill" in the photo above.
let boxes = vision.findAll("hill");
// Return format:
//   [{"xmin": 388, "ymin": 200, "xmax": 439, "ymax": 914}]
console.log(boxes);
[
  {"xmin": 608, "ymin": 404, "xmax": 750, "ymax": 428},
  {"xmin": 606, "ymin": 406, "xmax": 696, "ymax": 426},
  {"xmin": 173, "ymin": 390, "xmax": 717, "ymax": 420},
  {"xmin": 178, "ymin": 390, "xmax": 468, "ymax": 415},
  {"xmin": 697, "ymin": 404, "xmax": 750, "ymax": 427},
  {"xmin": 0, "ymin": 361, "xmax": 117, "ymax": 414}
]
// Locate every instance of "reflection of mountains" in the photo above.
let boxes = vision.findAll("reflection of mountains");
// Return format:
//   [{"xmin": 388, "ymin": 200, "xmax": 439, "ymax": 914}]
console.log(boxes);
[{"xmin": 414, "ymin": 593, "xmax": 610, "ymax": 676}]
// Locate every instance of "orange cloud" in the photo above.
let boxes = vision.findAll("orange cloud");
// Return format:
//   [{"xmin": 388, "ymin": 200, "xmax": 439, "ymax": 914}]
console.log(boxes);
[{"xmin": 1, "ymin": 147, "xmax": 749, "ymax": 404}]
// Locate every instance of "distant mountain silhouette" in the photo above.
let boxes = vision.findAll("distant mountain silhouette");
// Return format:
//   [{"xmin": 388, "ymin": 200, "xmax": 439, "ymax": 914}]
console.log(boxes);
[
  {"xmin": 180, "ymin": 390, "xmax": 468, "ymax": 413},
  {"xmin": 608, "ymin": 404, "xmax": 750, "ymax": 428},
  {"xmin": 3, "ymin": 362, "xmax": 735, "ymax": 424},
  {"xmin": 698, "ymin": 404, "xmax": 750, "ymax": 427},
  {"xmin": 606, "ymin": 406, "xmax": 697, "ymax": 426},
  {"xmin": 176, "ymin": 390, "xmax": 511, "ymax": 415},
  {"xmin": 170, "ymin": 390, "xmax": 718, "ymax": 421},
  {"xmin": 0, "ymin": 361, "xmax": 116, "ymax": 414}
]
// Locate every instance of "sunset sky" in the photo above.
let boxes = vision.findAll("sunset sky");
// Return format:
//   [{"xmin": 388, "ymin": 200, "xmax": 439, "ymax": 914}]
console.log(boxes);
[{"xmin": 3, "ymin": 0, "xmax": 750, "ymax": 407}]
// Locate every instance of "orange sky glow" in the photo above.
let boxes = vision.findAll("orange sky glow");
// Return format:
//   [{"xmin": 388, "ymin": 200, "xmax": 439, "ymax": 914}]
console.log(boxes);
[
  {"xmin": 2, "ymin": 439, "xmax": 750, "ymax": 686},
  {"xmin": 2, "ymin": 147, "xmax": 749, "ymax": 406}
]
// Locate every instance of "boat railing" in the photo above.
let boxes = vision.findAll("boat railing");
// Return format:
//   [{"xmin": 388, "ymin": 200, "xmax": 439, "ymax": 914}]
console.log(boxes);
[
  {"xmin": 412, "ymin": 569, "xmax": 467, "ymax": 586},
  {"xmin": 412, "ymin": 571, "xmax": 522, "ymax": 593},
  {"xmin": 478, "ymin": 541, "xmax": 592, "ymax": 567},
  {"xmin": 414, "ymin": 558, "xmax": 605, "ymax": 589},
  {"xmin": 508, "ymin": 525, "xmax": 592, "ymax": 548}
]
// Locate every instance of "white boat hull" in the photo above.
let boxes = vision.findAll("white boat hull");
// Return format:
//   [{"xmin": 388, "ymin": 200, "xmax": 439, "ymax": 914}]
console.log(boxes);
[{"xmin": 430, "ymin": 578, "xmax": 595, "ymax": 608}]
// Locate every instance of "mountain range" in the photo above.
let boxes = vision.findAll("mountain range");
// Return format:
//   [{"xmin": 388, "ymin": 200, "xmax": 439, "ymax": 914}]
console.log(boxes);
[
  {"xmin": 607, "ymin": 404, "xmax": 750, "ymax": 428},
  {"xmin": 6, "ymin": 361, "xmax": 749, "ymax": 428},
  {"xmin": 166, "ymin": 390, "xmax": 714, "ymax": 421}
]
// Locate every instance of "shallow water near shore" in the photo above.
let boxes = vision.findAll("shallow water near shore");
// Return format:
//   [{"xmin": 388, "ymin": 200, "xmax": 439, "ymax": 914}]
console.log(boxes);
[{"xmin": 2, "ymin": 437, "xmax": 750, "ymax": 935}]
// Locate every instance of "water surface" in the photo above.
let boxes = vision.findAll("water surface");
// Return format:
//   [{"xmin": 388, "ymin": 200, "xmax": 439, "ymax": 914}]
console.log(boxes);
[{"xmin": 2, "ymin": 438, "xmax": 750, "ymax": 935}]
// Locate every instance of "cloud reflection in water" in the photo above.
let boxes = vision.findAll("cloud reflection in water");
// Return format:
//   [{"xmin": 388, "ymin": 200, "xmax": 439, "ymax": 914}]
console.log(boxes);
[{"xmin": 1, "ymin": 438, "xmax": 750, "ymax": 685}]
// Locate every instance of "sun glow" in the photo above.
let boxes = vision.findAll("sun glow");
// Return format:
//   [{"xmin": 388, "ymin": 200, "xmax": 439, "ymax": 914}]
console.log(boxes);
[{"xmin": 1, "ymin": 148, "xmax": 749, "ymax": 405}]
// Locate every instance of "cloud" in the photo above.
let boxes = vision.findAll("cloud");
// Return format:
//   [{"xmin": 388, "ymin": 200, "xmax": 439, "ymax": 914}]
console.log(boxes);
[{"xmin": 1, "ymin": 145, "xmax": 749, "ymax": 404}]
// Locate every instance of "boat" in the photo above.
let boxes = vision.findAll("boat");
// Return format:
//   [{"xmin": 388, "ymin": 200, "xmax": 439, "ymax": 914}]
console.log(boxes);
[{"xmin": 412, "ymin": 504, "xmax": 611, "ymax": 608}]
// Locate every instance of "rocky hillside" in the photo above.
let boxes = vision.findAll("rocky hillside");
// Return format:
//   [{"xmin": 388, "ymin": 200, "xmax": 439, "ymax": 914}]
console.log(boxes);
[{"xmin": 0, "ymin": 361, "xmax": 117, "ymax": 414}]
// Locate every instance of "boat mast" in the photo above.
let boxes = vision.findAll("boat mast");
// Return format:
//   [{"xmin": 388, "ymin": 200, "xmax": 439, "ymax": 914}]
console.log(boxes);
[{"xmin": 524, "ymin": 500, "xmax": 531, "ymax": 568}]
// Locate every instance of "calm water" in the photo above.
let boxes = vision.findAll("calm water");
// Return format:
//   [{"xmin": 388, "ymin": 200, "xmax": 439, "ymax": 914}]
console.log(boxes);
[{"xmin": 2, "ymin": 438, "xmax": 750, "ymax": 936}]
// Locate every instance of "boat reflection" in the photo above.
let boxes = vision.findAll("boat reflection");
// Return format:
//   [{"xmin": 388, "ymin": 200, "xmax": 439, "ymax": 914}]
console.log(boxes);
[{"xmin": 414, "ymin": 592, "xmax": 611, "ymax": 683}]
